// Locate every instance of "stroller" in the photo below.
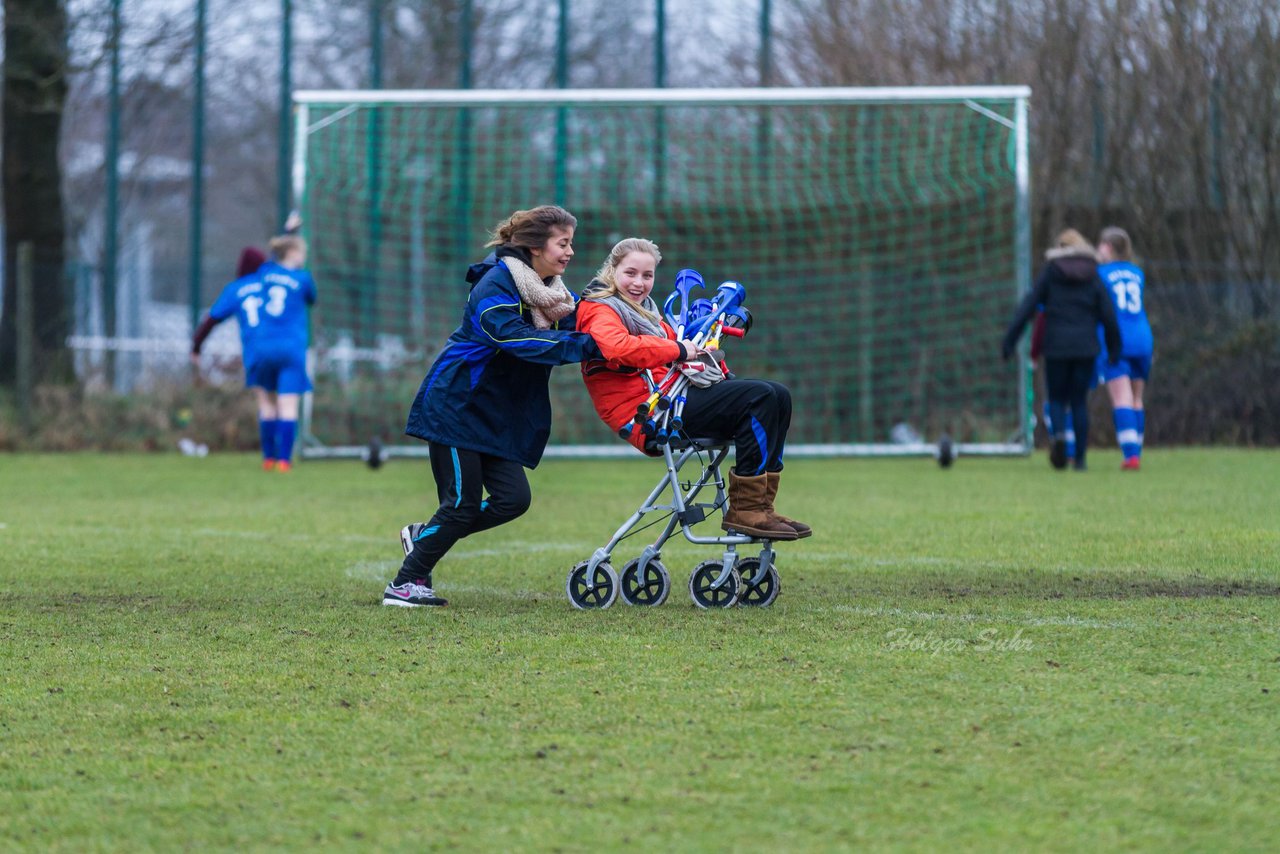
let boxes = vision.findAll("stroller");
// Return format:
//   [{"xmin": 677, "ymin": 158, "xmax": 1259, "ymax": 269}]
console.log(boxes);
[{"xmin": 565, "ymin": 273, "xmax": 785, "ymax": 610}]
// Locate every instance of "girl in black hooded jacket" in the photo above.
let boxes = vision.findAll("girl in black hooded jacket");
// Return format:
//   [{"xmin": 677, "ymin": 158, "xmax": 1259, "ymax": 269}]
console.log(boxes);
[{"xmin": 1003, "ymin": 229, "xmax": 1121, "ymax": 470}]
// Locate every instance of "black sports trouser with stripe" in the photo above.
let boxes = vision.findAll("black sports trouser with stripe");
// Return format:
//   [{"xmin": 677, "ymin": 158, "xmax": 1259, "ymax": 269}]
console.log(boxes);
[
  {"xmin": 679, "ymin": 378, "xmax": 792, "ymax": 476},
  {"xmin": 395, "ymin": 443, "xmax": 531, "ymax": 585},
  {"xmin": 1045, "ymin": 356, "xmax": 1095, "ymax": 467}
]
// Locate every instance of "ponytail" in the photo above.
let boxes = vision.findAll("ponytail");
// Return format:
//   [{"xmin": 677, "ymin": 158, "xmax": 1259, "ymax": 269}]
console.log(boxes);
[{"xmin": 486, "ymin": 205, "xmax": 577, "ymax": 249}]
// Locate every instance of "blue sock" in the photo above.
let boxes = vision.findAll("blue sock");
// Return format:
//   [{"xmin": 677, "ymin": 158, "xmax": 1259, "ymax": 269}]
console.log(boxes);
[
  {"xmin": 1064, "ymin": 408, "xmax": 1077, "ymax": 460},
  {"xmin": 259, "ymin": 418, "xmax": 278, "ymax": 461},
  {"xmin": 1135, "ymin": 409, "xmax": 1145, "ymax": 458},
  {"xmin": 275, "ymin": 420, "xmax": 298, "ymax": 463},
  {"xmin": 1047, "ymin": 402, "xmax": 1067, "ymax": 445},
  {"xmin": 1114, "ymin": 407, "xmax": 1140, "ymax": 460},
  {"xmin": 1047, "ymin": 404, "xmax": 1077, "ymax": 458}
]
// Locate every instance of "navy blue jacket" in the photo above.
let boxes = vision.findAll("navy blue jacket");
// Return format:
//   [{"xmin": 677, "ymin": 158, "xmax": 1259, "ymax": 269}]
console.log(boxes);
[
  {"xmin": 404, "ymin": 250, "xmax": 601, "ymax": 468},
  {"xmin": 1003, "ymin": 248, "xmax": 1121, "ymax": 361}
]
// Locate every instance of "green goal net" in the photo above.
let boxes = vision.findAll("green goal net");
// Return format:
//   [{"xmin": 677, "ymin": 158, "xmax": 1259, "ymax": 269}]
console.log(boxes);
[{"xmin": 293, "ymin": 86, "xmax": 1031, "ymax": 460}]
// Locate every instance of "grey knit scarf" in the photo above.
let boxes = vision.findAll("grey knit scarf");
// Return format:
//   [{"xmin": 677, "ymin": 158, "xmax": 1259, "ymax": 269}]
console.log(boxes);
[{"xmin": 582, "ymin": 280, "xmax": 665, "ymax": 338}]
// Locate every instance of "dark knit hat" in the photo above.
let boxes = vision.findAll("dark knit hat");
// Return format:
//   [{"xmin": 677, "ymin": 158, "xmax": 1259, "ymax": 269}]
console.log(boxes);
[{"xmin": 236, "ymin": 246, "xmax": 267, "ymax": 278}]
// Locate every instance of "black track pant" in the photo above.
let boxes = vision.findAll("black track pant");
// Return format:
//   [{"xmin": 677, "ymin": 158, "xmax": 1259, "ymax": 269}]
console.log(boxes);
[
  {"xmin": 679, "ymin": 379, "xmax": 792, "ymax": 476},
  {"xmin": 1045, "ymin": 357, "xmax": 1094, "ymax": 466},
  {"xmin": 395, "ymin": 444, "xmax": 531, "ymax": 584}
]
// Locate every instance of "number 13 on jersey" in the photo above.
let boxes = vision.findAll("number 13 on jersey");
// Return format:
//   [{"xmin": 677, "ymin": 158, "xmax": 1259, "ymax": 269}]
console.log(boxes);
[
  {"xmin": 242, "ymin": 286, "xmax": 288, "ymax": 327},
  {"xmin": 1111, "ymin": 280, "xmax": 1142, "ymax": 313}
]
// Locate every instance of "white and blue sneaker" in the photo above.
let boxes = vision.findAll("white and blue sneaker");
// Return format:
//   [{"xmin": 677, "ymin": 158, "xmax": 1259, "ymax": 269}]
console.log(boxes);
[
  {"xmin": 382, "ymin": 579, "xmax": 447, "ymax": 608},
  {"xmin": 400, "ymin": 523, "xmax": 432, "ymax": 557}
]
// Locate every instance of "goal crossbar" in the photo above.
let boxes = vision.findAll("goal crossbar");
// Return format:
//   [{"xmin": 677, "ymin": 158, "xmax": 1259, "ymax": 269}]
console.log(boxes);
[{"xmin": 295, "ymin": 86, "xmax": 1031, "ymax": 109}]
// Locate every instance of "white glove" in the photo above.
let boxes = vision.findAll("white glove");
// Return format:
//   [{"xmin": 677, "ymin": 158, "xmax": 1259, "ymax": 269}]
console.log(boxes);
[{"xmin": 679, "ymin": 351, "xmax": 726, "ymax": 388}]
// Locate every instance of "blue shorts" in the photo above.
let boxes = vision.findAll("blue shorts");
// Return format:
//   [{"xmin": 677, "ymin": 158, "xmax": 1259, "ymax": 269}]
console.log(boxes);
[
  {"xmin": 246, "ymin": 347, "xmax": 312, "ymax": 394},
  {"xmin": 1097, "ymin": 355, "xmax": 1152, "ymax": 384}
]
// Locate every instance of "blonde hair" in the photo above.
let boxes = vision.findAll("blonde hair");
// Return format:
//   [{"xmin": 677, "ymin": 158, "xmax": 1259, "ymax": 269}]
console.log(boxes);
[
  {"xmin": 1054, "ymin": 228, "xmax": 1094, "ymax": 253},
  {"xmin": 485, "ymin": 205, "xmax": 577, "ymax": 249},
  {"xmin": 1098, "ymin": 226, "xmax": 1132, "ymax": 260},
  {"xmin": 268, "ymin": 235, "xmax": 306, "ymax": 261},
  {"xmin": 590, "ymin": 238, "xmax": 664, "ymax": 322}
]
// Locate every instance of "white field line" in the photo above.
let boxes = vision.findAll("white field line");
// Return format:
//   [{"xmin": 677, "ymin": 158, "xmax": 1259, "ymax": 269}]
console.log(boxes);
[
  {"xmin": 798, "ymin": 552, "xmax": 1204, "ymax": 584},
  {"xmin": 193, "ymin": 527, "xmax": 388, "ymax": 545},
  {"xmin": 343, "ymin": 573, "xmax": 1137, "ymax": 628},
  {"xmin": 82, "ymin": 524, "xmax": 1225, "ymax": 628},
  {"xmin": 60, "ymin": 526, "xmax": 1123, "ymax": 578},
  {"xmin": 431, "ymin": 583, "xmax": 546, "ymax": 601},
  {"xmin": 190, "ymin": 527, "xmax": 591, "ymax": 553},
  {"xmin": 112, "ymin": 527, "xmax": 1097, "ymax": 579},
  {"xmin": 343, "ymin": 562, "xmax": 547, "ymax": 600},
  {"xmin": 800, "ymin": 552, "xmax": 1036, "ymax": 572},
  {"xmin": 343, "ymin": 560, "xmax": 400, "ymax": 581},
  {"xmin": 342, "ymin": 541, "xmax": 588, "ymax": 584},
  {"xmin": 825, "ymin": 604, "xmax": 1133, "ymax": 629},
  {"xmin": 444, "ymin": 541, "xmax": 588, "ymax": 558}
]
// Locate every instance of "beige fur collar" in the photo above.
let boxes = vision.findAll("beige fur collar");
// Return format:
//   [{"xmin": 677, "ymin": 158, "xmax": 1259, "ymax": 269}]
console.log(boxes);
[
  {"xmin": 501, "ymin": 256, "xmax": 577, "ymax": 329},
  {"xmin": 1045, "ymin": 245, "xmax": 1098, "ymax": 262}
]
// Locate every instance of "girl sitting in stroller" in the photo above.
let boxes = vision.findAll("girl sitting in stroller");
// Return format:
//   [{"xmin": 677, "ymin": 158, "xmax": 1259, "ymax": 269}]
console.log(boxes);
[{"xmin": 576, "ymin": 238, "xmax": 810, "ymax": 541}]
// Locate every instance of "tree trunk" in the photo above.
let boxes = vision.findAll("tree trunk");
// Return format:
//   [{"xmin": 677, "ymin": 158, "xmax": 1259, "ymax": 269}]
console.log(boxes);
[{"xmin": 1, "ymin": 0, "xmax": 70, "ymax": 386}]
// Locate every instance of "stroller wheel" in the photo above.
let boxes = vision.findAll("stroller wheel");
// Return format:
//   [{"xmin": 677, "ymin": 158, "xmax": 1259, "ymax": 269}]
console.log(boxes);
[
  {"xmin": 735, "ymin": 557, "xmax": 780, "ymax": 607},
  {"xmin": 566, "ymin": 561, "xmax": 619, "ymax": 610},
  {"xmin": 619, "ymin": 558, "xmax": 671, "ymax": 607},
  {"xmin": 688, "ymin": 560, "xmax": 742, "ymax": 609}
]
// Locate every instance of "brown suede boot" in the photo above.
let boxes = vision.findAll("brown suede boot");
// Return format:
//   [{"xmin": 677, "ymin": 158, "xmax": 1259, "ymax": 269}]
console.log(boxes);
[
  {"xmin": 765, "ymin": 472, "xmax": 813, "ymax": 538},
  {"xmin": 722, "ymin": 471, "xmax": 799, "ymax": 540}
]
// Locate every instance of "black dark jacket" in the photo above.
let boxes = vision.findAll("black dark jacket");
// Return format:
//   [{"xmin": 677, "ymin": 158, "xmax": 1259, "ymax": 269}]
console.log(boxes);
[
  {"xmin": 1003, "ymin": 248, "xmax": 1121, "ymax": 361},
  {"xmin": 403, "ymin": 248, "xmax": 599, "ymax": 468}
]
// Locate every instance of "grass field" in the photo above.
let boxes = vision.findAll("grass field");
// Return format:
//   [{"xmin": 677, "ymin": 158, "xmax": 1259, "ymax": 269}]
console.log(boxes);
[{"xmin": 2, "ymin": 449, "xmax": 1278, "ymax": 851}]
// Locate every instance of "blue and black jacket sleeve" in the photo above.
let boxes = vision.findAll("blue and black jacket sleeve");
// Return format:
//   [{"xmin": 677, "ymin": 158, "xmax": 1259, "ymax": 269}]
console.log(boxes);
[{"xmin": 470, "ymin": 279, "xmax": 601, "ymax": 365}]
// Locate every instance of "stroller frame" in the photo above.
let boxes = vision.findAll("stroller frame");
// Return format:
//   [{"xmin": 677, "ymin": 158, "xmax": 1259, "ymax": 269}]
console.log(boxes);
[{"xmin": 566, "ymin": 436, "xmax": 781, "ymax": 609}]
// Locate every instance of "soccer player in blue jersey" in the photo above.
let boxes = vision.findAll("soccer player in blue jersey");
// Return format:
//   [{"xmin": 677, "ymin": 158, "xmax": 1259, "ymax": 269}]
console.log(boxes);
[
  {"xmin": 1096, "ymin": 226, "xmax": 1152, "ymax": 470},
  {"xmin": 191, "ymin": 235, "xmax": 317, "ymax": 472},
  {"xmin": 383, "ymin": 205, "xmax": 602, "ymax": 608}
]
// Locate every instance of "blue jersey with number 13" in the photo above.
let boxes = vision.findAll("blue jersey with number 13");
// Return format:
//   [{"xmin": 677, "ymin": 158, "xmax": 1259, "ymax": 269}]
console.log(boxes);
[
  {"xmin": 1098, "ymin": 260, "xmax": 1152, "ymax": 357},
  {"xmin": 209, "ymin": 261, "xmax": 316, "ymax": 360}
]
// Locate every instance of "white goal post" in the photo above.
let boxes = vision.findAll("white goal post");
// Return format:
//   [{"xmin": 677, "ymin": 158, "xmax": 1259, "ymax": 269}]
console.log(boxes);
[{"xmin": 291, "ymin": 86, "xmax": 1031, "ymax": 463}]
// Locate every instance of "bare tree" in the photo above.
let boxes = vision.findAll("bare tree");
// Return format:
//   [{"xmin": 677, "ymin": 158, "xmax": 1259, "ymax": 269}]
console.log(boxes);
[
  {"xmin": 1, "ymin": 0, "xmax": 71, "ymax": 385},
  {"xmin": 762, "ymin": 0, "xmax": 1280, "ymax": 442}
]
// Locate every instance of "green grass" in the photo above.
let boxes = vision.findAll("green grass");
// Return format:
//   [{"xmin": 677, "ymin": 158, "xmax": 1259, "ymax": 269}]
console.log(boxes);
[{"xmin": 1, "ymin": 449, "xmax": 1278, "ymax": 851}]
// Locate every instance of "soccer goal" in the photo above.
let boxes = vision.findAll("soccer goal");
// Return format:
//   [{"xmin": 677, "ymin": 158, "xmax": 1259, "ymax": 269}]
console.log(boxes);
[{"xmin": 291, "ymin": 86, "xmax": 1031, "ymax": 462}]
